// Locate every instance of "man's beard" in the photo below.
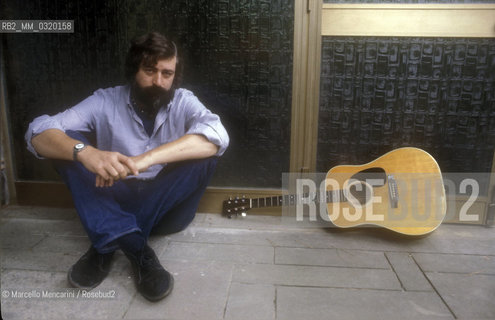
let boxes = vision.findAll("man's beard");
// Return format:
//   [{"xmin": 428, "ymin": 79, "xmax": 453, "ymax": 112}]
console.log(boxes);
[{"xmin": 132, "ymin": 83, "xmax": 173, "ymax": 116}]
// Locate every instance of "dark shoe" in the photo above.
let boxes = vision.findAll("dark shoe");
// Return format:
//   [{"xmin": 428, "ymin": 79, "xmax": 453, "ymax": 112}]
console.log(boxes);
[
  {"xmin": 124, "ymin": 244, "xmax": 174, "ymax": 302},
  {"xmin": 68, "ymin": 246, "xmax": 114, "ymax": 290}
]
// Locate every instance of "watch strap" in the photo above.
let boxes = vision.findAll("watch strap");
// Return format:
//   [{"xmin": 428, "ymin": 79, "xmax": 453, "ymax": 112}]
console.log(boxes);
[{"xmin": 73, "ymin": 143, "xmax": 86, "ymax": 161}]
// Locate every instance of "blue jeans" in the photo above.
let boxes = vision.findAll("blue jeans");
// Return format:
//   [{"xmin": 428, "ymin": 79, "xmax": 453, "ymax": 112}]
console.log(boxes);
[{"xmin": 54, "ymin": 131, "xmax": 217, "ymax": 253}]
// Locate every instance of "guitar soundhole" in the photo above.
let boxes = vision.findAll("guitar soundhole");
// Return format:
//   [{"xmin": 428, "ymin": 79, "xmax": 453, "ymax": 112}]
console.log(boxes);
[{"xmin": 350, "ymin": 167, "xmax": 387, "ymax": 187}]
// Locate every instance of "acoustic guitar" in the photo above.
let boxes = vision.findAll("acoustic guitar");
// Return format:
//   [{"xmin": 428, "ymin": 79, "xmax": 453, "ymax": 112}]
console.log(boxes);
[{"xmin": 222, "ymin": 147, "xmax": 447, "ymax": 236}]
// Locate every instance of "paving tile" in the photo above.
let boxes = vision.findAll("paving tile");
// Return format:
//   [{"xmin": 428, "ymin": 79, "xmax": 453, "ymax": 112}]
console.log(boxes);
[
  {"xmin": 271, "ymin": 229, "xmax": 433, "ymax": 253},
  {"xmin": 31, "ymin": 235, "xmax": 91, "ymax": 254},
  {"xmin": 1, "ymin": 249, "xmax": 80, "ymax": 272},
  {"xmin": 124, "ymin": 260, "xmax": 233, "ymax": 320},
  {"xmin": 433, "ymin": 225, "xmax": 495, "ymax": 241},
  {"xmin": 1, "ymin": 248, "xmax": 131, "ymax": 276},
  {"xmin": 385, "ymin": 252, "xmax": 433, "ymax": 291},
  {"xmin": 0, "ymin": 218, "xmax": 86, "ymax": 237},
  {"xmin": 0, "ymin": 232, "xmax": 46, "ymax": 250},
  {"xmin": 168, "ymin": 226, "xmax": 283, "ymax": 246},
  {"xmin": 0, "ymin": 269, "xmax": 135, "ymax": 320},
  {"xmin": 426, "ymin": 272, "xmax": 495, "ymax": 319},
  {"xmin": 275, "ymin": 247, "xmax": 389, "ymax": 269},
  {"xmin": 174, "ymin": 221, "xmax": 495, "ymax": 255},
  {"xmin": 202, "ymin": 213, "xmax": 284, "ymax": 229},
  {"xmin": 276, "ymin": 286, "xmax": 453, "ymax": 320},
  {"xmin": 170, "ymin": 225, "xmax": 432, "ymax": 253},
  {"xmin": 224, "ymin": 283, "xmax": 275, "ymax": 320},
  {"xmin": 427, "ymin": 236, "xmax": 495, "ymax": 255},
  {"xmin": 162, "ymin": 241, "xmax": 274, "ymax": 264},
  {"xmin": 413, "ymin": 253, "xmax": 495, "ymax": 275},
  {"xmin": 425, "ymin": 225, "xmax": 495, "ymax": 255},
  {"xmin": 233, "ymin": 263, "xmax": 401, "ymax": 290},
  {"xmin": 1, "ymin": 206, "xmax": 78, "ymax": 220},
  {"xmin": 202, "ymin": 212, "xmax": 328, "ymax": 231}
]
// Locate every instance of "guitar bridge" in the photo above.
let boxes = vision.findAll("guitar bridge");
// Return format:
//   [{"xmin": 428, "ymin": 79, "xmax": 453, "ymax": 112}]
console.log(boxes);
[{"xmin": 388, "ymin": 175, "xmax": 399, "ymax": 208}]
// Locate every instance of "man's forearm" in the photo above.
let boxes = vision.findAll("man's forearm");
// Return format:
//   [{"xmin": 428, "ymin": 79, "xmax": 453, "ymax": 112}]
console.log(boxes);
[
  {"xmin": 32, "ymin": 129, "xmax": 139, "ymax": 187},
  {"xmin": 31, "ymin": 129, "xmax": 81, "ymax": 160},
  {"xmin": 134, "ymin": 134, "xmax": 219, "ymax": 171}
]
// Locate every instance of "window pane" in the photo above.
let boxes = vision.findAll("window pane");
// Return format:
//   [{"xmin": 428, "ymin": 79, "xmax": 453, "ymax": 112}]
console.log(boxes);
[{"xmin": 317, "ymin": 37, "xmax": 495, "ymax": 173}]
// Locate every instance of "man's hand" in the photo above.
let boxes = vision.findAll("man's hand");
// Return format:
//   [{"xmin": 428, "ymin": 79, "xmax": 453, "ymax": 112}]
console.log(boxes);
[
  {"xmin": 30, "ymin": 129, "xmax": 140, "ymax": 187},
  {"xmin": 130, "ymin": 153, "xmax": 153, "ymax": 173},
  {"xmin": 77, "ymin": 146, "xmax": 139, "ymax": 187}
]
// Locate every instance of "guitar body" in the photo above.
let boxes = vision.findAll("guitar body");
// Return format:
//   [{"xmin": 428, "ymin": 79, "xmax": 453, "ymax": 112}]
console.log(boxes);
[{"xmin": 325, "ymin": 147, "xmax": 446, "ymax": 235}]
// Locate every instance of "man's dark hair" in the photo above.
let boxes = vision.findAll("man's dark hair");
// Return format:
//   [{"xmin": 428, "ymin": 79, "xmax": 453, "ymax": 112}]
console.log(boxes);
[{"xmin": 125, "ymin": 32, "xmax": 183, "ymax": 88}]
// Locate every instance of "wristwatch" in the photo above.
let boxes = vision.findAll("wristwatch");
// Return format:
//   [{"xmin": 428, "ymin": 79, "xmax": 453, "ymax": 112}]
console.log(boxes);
[{"xmin": 73, "ymin": 143, "xmax": 87, "ymax": 161}]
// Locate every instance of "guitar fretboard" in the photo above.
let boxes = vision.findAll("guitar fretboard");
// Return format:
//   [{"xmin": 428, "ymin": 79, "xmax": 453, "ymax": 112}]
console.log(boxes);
[{"xmin": 250, "ymin": 190, "xmax": 347, "ymax": 209}]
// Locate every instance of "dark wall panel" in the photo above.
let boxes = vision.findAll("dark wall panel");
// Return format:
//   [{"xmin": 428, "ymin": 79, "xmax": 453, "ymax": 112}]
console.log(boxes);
[
  {"xmin": 317, "ymin": 37, "xmax": 495, "ymax": 173},
  {"xmin": 1, "ymin": 0, "xmax": 294, "ymax": 188}
]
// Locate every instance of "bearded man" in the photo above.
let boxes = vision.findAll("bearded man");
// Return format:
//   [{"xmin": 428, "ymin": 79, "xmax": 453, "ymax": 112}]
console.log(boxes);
[{"xmin": 25, "ymin": 32, "xmax": 229, "ymax": 302}]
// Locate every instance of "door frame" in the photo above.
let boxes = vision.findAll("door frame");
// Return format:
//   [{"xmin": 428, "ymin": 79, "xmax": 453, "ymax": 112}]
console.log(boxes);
[{"xmin": 289, "ymin": 2, "xmax": 495, "ymax": 223}]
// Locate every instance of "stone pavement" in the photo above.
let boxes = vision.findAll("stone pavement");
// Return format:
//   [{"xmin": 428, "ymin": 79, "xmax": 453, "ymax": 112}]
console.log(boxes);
[{"xmin": 0, "ymin": 205, "xmax": 494, "ymax": 320}]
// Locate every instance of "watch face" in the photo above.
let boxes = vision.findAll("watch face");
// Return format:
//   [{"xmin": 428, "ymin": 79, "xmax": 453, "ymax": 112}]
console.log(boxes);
[{"xmin": 75, "ymin": 143, "xmax": 85, "ymax": 150}]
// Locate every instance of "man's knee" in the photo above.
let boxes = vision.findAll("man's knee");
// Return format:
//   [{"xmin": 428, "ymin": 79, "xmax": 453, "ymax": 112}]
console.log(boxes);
[
  {"xmin": 165, "ymin": 156, "xmax": 217, "ymax": 172},
  {"xmin": 156, "ymin": 157, "xmax": 218, "ymax": 183}
]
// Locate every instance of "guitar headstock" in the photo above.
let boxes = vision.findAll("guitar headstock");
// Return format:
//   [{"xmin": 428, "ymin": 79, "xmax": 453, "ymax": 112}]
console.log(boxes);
[{"xmin": 222, "ymin": 196, "xmax": 251, "ymax": 218}]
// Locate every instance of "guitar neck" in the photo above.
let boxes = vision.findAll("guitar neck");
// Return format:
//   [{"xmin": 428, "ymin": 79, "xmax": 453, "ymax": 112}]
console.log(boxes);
[{"xmin": 250, "ymin": 190, "xmax": 347, "ymax": 209}]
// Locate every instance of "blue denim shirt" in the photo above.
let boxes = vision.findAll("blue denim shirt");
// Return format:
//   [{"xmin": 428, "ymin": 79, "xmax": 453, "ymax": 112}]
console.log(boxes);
[{"xmin": 25, "ymin": 85, "xmax": 229, "ymax": 179}]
